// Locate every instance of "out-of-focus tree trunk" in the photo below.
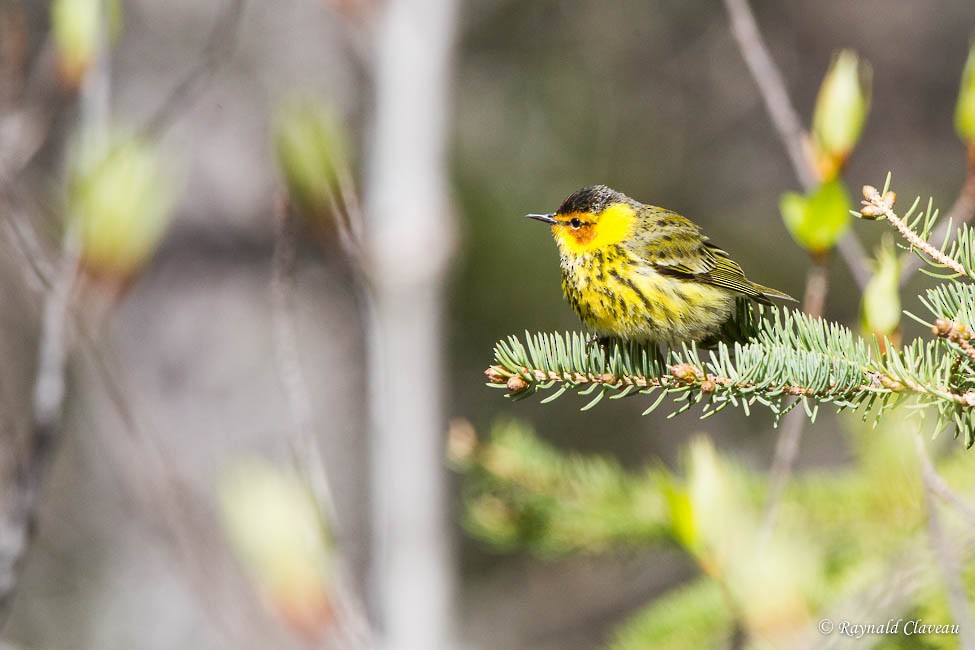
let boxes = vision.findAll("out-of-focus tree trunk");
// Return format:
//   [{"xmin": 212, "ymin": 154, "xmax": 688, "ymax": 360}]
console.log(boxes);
[{"xmin": 364, "ymin": 0, "xmax": 458, "ymax": 647}]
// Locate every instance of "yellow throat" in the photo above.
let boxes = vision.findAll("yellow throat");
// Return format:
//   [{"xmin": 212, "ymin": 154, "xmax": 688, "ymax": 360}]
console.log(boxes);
[{"xmin": 552, "ymin": 202, "xmax": 636, "ymax": 257}]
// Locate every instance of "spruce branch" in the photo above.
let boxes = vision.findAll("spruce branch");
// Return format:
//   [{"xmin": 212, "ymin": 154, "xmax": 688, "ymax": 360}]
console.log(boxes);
[
  {"xmin": 860, "ymin": 180, "xmax": 975, "ymax": 281},
  {"xmin": 900, "ymin": 156, "xmax": 975, "ymax": 284},
  {"xmin": 485, "ymin": 306, "xmax": 975, "ymax": 444},
  {"xmin": 932, "ymin": 318, "xmax": 975, "ymax": 368},
  {"xmin": 454, "ymin": 421, "xmax": 669, "ymax": 555}
]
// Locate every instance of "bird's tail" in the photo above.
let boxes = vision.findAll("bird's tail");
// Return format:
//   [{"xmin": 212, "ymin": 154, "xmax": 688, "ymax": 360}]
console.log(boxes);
[{"xmin": 751, "ymin": 282, "xmax": 797, "ymax": 304}]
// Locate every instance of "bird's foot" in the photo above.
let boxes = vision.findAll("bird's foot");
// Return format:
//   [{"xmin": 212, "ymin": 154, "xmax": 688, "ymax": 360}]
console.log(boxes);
[{"xmin": 585, "ymin": 335, "xmax": 613, "ymax": 354}]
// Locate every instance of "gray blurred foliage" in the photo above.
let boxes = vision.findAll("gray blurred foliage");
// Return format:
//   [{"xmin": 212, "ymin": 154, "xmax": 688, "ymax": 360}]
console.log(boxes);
[{"xmin": 2, "ymin": 0, "xmax": 975, "ymax": 649}]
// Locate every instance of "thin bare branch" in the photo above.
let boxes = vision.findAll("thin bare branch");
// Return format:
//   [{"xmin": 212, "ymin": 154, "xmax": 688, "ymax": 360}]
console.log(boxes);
[
  {"xmin": 758, "ymin": 407, "xmax": 803, "ymax": 541},
  {"xmin": 271, "ymin": 195, "xmax": 375, "ymax": 649},
  {"xmin": 915, "ymin": 434, "xmax": 975, "ymax": 529},
  {"xmin": 722, "ymin": 0, "xmax": 813, "ymax": 190},
  {"xmin": 916, "ymin": 436, "xmax": 975, "ymax": 650},
  {"xmin": 721, "ymin": 0, "xmax": 871, "ymax": 290},
  {"xmin": 140, "ymin": 0, "xmax": 247, "ymax": 137},
  {"xmin": 271, "ymin": 194, "xmax": 338, "ymax": 522}
]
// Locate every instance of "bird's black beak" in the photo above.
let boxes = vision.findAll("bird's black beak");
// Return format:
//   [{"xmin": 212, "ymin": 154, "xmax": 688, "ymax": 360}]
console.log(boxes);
[{"xmin": 525, "ymin": 213, "xmax": 556, "ymax": 224}]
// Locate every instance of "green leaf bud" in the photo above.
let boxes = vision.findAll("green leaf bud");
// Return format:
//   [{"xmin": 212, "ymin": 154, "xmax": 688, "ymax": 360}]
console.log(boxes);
[
  {"xmin": 50, "ymin": 0, "xmax": 122, "ymax": 88},
  {"xmin": 217, "ymin": 458, "xmax": 334, "ymax": 636},
  {"xmin": 955, "ymin": 40, "xmax": 975, "ymax": 144},
  {"xmin": 780, "ymin": 178, "xmax": 852, "ymax": 255},
  {"xmin": 68, "ymin": 130, "xmax": 173, "ymax": 282},
  {"xmin": 811, "ymin": 50, "xmax": 871, "ymax": 180},
  {"xmin": 860, "ymin": 236, "xmax": 902, "ymax": 344},
  {"xmin": 273, "ymin": 97, "xmax": 350, "ymax": 222}
]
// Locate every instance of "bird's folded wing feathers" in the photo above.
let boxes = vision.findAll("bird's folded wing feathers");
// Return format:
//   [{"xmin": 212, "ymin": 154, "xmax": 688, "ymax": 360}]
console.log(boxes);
[{"xmin": 637, "ymin": 223, "xmax": 769, "ymax": 301}]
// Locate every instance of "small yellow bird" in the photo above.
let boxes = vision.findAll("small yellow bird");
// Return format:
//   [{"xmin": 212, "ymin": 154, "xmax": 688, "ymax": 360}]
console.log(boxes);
[{"xmin": 527, "ymin": 185, "xmax": 795, "ymax": 346}]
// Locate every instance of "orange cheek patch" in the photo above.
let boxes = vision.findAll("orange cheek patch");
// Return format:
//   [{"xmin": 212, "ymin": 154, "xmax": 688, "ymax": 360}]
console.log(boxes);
[{"xmin": 570, "ymin": 226, "xmax": 595, "ymax": 245}]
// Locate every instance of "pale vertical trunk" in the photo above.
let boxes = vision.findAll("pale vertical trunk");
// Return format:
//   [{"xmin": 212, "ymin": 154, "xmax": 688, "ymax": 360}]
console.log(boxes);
[{"xmin": 364, "ymin": 0, "xmax": 458, "ymax": 648}]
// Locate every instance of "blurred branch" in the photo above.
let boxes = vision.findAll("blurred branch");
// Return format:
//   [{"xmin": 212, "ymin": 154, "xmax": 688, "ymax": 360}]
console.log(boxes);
[
  {"xmin": 78, "ymin": 342, "xmax": 266, "ymax": 647},
  {"xmin": 721, "ymin": 0, "xmax": 871, "ymax": 290},
  {"xmin": 721, "ymin": 0, "xmax": 812, "ymax": 191},
  {"xmin": 271, "ymin": 194, "xmax": 337, "ymax": 522},
  {"xmin": 270, "ymin": 194, "xmax": 374, "ymax": 649},
  {"xmin": 0, "ymin": 229, "xmax": 79, "ymax": 624},
  {"xmin": 320, "ymin": 0, "xmax": 376, "ymax": 69},
  {"xmin": 0, "ymin": 2, "xmax": 28, "ymax": 108},
  {"xmin": 722, "ymin": 0, "xmax": 877, "ymax": 544},
  {"xmin": 140, "ymin": 0, "xmax": 247, "ymax": 137},
  {"xmin": 0, "ymin": 0, "xmax": 117, "ymax": 619},
  {"xmin": 365, "ymin": 0, "xmax": 459, "ymax": 645},
  {"xmin": 759, "ymin": 255, "xmax": 829, "ymax": 538},
  {"xmin": 915, "ymin": 436, "xmax": 975, "ymax": 650},
  {"xmin": 915, "ymin": 433, "xmax": 975, "ymax": 528}
]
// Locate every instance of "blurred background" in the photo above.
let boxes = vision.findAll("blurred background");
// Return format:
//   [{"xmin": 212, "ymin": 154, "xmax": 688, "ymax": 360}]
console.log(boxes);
[{"xmin": 2, "ymin": 0, "xmax": 975, "ymax": 649}]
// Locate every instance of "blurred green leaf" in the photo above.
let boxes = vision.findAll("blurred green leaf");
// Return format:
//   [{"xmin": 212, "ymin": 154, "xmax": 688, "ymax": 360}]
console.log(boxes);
[
  {"xmin": 861, "ymin": 236, "xmax": 902, "ymax": 340},
  {"xmin": 50, "ymin": 0, "xmax": 122, "ymax": 86},
  {"xmin": 217, "ymin": 457, "xmax": 334, "ymax": 637},
  {"xmin": 273, "ymin": 97, "xmax": 349, "ymax": 222},
  {"xmin": 955, "ymin": 40, "xmax": 975, "ymax": 144},
  {"xmin": 780, "ymin": 178, "xmax": 853, "ymax": 254},
  {"xmin": 609, "ymin": 579, "xmax": 729, "ymax": 650},
  {"xmin": 69, "ymin": 129, "xmax": 173, "ymax": 281},
  {"xmin": 660, "ymin": 473, "xmax": 696, "ymax": 550}
]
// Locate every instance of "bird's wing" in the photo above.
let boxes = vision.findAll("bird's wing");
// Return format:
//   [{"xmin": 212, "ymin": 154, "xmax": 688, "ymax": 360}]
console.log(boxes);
[{"xmin": 635, "ymin": 209, "xmax": 770, "ymax": 301}]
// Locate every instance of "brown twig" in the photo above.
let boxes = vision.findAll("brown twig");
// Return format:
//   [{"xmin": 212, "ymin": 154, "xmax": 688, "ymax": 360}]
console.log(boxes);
[
  {"xmin": 722, "ymin": 0, "xmax": 813, "ymax": 190},
  {"xmin": 721, "ymin": 0, "xmax": 871, "ymax": 291},
  {"xmin": 862, "ymin": 184, "xmax": 974, "ymax": 280},
  {"xmin": 915, "ymin": 436, "xmax": 975, "ymax": 650},
  {"xmin": 486, "ymin": 361, "xmax": 965, "ymax": 403}
]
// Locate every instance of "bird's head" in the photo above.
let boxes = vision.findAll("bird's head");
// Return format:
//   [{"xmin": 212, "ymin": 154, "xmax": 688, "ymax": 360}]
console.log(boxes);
[{"xmin": 526, "ymin": 185, "xmax": 639, "ymax": 255}]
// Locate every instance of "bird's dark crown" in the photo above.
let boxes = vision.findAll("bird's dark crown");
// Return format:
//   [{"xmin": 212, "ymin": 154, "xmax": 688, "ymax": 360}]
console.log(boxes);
[{"xmin": 556, "ymin": 185, "xmax": 632, "ymax": 215}]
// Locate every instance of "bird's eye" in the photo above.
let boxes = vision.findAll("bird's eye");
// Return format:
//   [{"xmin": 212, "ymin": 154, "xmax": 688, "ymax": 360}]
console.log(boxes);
[{"xmin": 569, "ymin": 218, "xmax": 582, "ymax": 229}]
